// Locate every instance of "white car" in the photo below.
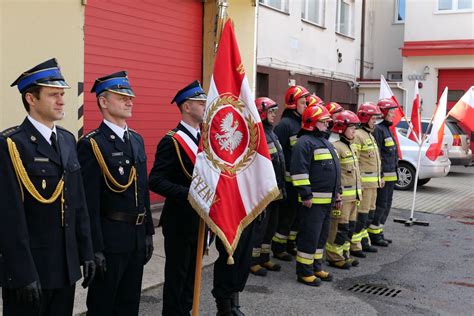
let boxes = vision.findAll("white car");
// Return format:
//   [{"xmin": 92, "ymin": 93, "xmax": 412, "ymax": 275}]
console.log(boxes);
[{"xmin": 394, "ymin": 128, "xmax": 451, "ymax": 190}]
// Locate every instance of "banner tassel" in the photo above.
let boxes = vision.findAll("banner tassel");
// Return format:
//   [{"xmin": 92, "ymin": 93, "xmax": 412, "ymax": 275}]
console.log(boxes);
[{"xmin": 227, "ymin": 255, "xmax": 235, "ymax": 265}]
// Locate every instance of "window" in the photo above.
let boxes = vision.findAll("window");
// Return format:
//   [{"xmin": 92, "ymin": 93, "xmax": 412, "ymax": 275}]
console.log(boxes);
[
  {"xmin": 395, "ymin": 0, "xmax": 406, "ymax": 22},
  {"xmin": 301, "ymin": 0, "xmax": 325, "ymax": 26},
  {"xmin": 336, "ymin": 0, "xmax": 354, "ymax": 37},
  {"xmin": 256, "ymin": 73, "xmax": 269, "ymax": 98},
  {"xmin": 307, "ymin": 82, "xmax": 325, "ymax": 99},
  {"xmin": 438, "ymin": 0, "xmax": 473, "ymax": 11},
  {"xmin": 387, "ymin": 71, "xmax": 403, "ymax": 81},
  {"xmin": 259, "ymin": 0, "xmax": 289, "ymax": 13}
]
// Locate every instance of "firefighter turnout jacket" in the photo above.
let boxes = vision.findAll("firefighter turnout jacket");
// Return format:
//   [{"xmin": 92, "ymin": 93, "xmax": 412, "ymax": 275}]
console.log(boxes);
[
  {"xmin": 373, "ymin": 121, "xmax": 398, "ymax": 182},
  {"xmin": 353, "ymin": 127, "xmax": 383, "ymax": 188},
  {"xmin": 274, "ymin": 110, "xmax": 301, "ymax": 183},
  {"xmin": 332, "ymin": 137, "xmax": 361, "ymax": 202}
]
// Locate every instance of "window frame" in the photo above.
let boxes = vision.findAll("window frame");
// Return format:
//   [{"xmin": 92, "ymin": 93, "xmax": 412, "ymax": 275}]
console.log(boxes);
[
  {"xmin": 301, "ymin": 0, "xmax": 326, "ymax": 28},
  {"xmin": 435, "ymin": 0, "xmax": 474, "ymax": 13},
  {"xmin": 336, "ymin": 0, "xmax": 355, "ymax": 38},
  {"xmin": 259, "ymin": 0, "xmax": 290, "ymax": 14},
  {"xmin": 394, "ymin": 0, "xmax": 406, "ymax": 24}
]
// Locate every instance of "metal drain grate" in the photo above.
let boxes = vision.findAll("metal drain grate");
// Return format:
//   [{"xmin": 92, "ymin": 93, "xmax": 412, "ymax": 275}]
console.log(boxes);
[{"xmin": 348, "ymin": 284, "xmax": 401, "ymax": 297}]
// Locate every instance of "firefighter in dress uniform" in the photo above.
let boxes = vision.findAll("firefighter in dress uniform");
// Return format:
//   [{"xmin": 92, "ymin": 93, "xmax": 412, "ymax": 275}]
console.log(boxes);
[
  {"xmin": 325, "ymin": 110, "xmax": 361, "ymax": 269},
  {"xmin": 148, "ymin": 80, "xmax": 206, "ymax": 315},
  {"xmin": 350, "ymin": 102, "xmax": 383, "ymax": 257},
  {"xmin": 272, "ymin": 85, "xmax": 310, "ymax": 261},
  {"xmin": 368, "ymin": 98, "xmax": 399, "ymax": 246},
  {"xmin": 0, "ymin": 58, "xmax": 95, "ymax": 316},
  {"xmin": 77, "ymin": 71, "xmax": 155, "ymax": 315},
  {"xmin": 250, "ymin": 97, "xmax": 287, "ymax": 277},
  {"xmin": 290, "ymin": 104, "xmax": 342, "ymax": 286}
]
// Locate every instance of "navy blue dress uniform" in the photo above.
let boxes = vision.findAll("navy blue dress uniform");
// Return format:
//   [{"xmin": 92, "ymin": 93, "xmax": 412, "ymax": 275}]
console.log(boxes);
[
  {"xmin": 250, "ymin": 97, "xmax": 287, "ymax": 276},
  {"xmin": 77, "ymin": 71, "xmax": 154, "ymax": 315},
  {"xmin": 290, "ymin": 105, "xmax": 341, "ymax": 286},
  {"xmin": 0, "ymin": 58, "xmax": 95, "ymax": 315},
  {"xmin": 148, "ymin": 80, "xmax": 207, "ymax": 316},
  {"xmin": 369, "ymin": 99, "xmax": 399, "ymax": 246}
]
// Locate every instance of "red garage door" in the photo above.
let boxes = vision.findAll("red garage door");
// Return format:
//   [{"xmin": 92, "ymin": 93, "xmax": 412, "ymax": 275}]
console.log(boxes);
[
  {"xmin": 438, "ymin": 69, "xmax": 474, "ymax": 110},
  {"xmin": 84, "ymin": 0, "xmax": 203, "ymax": 202}
]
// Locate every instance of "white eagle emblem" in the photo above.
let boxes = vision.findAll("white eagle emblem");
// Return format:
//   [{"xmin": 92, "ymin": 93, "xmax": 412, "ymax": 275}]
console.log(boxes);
[{"xmin": 215, "ymin": 112, "xmax": 243, "ymax": 154}]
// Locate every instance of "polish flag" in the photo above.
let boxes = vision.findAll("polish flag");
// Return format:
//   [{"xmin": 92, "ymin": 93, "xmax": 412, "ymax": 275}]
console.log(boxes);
[
  {"xmin": 426, "ymin": 88, "xmax": 448, "ymax": 161},
  {"xmin": 380, "ymin": 75, "xmax": 405, "ymax": 158},
  {"xmin": 448, "ymin": 86, "xmax": 474, "ymax": 131},
  {"xmin": 408, "ymin": 80, "xmax": 421, "ymax": 143},
  {"xmin": 188, "ymin": 20, "xmax": 279, "ymax": 262}
]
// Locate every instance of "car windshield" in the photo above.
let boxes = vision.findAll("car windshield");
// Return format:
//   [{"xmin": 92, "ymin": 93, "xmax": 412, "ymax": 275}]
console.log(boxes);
[{"xmin": 396, "ymin": 120, "xmax": 431, "ymax": 134}]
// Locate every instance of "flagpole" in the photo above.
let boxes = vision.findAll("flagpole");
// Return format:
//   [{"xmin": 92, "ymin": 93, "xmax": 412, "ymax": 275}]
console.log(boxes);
[
  {"xmin": 409, "ymin": 137, "xmax": 424, "ymax": 220},
  {"xmin": 192, "ymin": 3, "xmax": 228, "ymax": 315},
  {"xmin": 192, "ymin": 218, "xmax": 206, "ymax": 316}
]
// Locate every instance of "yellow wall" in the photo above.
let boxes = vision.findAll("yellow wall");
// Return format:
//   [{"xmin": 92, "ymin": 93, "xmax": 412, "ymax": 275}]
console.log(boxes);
[
  {"xmin": 203, "ymin": 1, "xmax": 257, "ymax": 94},
  {"xmin": 0, "ymin": 0, "xmax": 84, "ymax": 134}
]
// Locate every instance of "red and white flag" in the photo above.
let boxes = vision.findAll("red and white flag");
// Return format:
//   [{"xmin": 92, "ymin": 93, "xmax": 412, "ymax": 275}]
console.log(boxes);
[
  {"xmin": 408, "ymin": 80, "xmax": 421, "ymax": 143},
  {"xmin": 380, "ymin": 75, "xmax": 405, "ymax": 158},
  {"xmin": 426, "ymin": 87, "xmax": 448, "ymax": 161},
  {"xmin": 448, "ymin": 86, "xmax": 474, "ymax": 131},
  {"xmin": 188, "ymin": 20, "xmax": 279, "ymax": 262}
]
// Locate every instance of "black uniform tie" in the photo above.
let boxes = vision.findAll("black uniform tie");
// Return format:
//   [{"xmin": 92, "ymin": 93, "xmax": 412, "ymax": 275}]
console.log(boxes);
[
  {"xmin": 124, "ymin": 130, "xmax": 129, "ymax": 144},
  {"xmin": 196, "ymin": 132, "xmax": 201, "ymax": 144},
  {"xmin": 51, "ymin": 131, "xmax": 59, "ymax": 155}
]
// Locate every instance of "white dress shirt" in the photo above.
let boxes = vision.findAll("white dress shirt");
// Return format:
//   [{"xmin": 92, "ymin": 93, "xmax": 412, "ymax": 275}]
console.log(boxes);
[
  {"xmin": 103, "ymin": 119, "xmax": 128, "ymax": 142},
  {"xmin": 180, "ymin": 120, "xmax": 200, "ymax": 140},
  {"xmin": 27, "ymin": 115, "xmax": 57, "ymax": 145}
]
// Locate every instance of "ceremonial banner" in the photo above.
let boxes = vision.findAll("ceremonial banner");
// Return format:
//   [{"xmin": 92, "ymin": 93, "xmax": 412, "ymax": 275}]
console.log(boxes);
[
  {"xmin": 448, "ymin": 86, "xmax": 474, "ymax": 131},
  {"xmin": 426, "ymin": 87, "xmax": 448, "ymax": 161},
  {"xmin": 408, "ymin": 80, "xmax": 421, "ymax": 143},
  {"xmin": 380, "ymin": 75, "xmax": 405, "ymax": 158},
  {"xmin": 188, "ymin": 20, "xmax": 279, "ymax": 262}
]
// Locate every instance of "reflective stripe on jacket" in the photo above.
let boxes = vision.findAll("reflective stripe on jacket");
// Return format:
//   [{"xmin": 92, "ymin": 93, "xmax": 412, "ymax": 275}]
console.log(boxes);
[
  {"xmin": 290, "ymin": 132, "xmax": 341, "ymax": 205},
  {"xmin": 332, "ymin": 138, "xmax": 361, "ymax": 202},
  {"xmin": 353, "ymin": 127, "xmax": 382, "ymax": 188},
  {"xmin": 373, "ymin": 121, "xmax": 399, "ymax": 182}
]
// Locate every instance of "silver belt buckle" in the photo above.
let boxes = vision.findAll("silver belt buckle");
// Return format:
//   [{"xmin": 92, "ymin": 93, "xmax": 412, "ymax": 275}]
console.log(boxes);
[{"xmin": 136, "ymin": 213, "xmax": 145, "ymax": 225}]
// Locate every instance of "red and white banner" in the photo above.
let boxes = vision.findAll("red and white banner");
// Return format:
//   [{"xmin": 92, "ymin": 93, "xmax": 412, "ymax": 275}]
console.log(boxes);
[
  {"xmin": 426, "ymin": 87, "xmax": 448, "ymax": 161},
  {"xmin": 188, "ymin": 20, "xmax": 279, "ymax": 262},
  {"xmin": 408, "ymin": 80, "xmax": 421, "ymax": 143},
  {"xmin": 380, "ymin": 75, "xmax": 405, "ymax": 158},
  {"xmin": 448, "ymin": 86, "xmax": 474, "ymax": 131}
]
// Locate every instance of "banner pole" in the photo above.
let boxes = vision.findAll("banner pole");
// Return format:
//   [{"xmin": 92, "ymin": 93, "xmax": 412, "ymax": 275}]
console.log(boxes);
[{"xmin": 192, "ymin": 218, "xmax": 206, "ymax": 316}]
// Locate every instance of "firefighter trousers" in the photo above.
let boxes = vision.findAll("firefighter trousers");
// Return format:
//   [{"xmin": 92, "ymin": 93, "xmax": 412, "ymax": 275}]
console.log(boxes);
[
  {"xmin": 295, "ymin": 204, "xmax": 331, "ymax": 277},
  {"xmin": 369, "ymin": 181, "xmax": 395, "ymax": 236},
  {"xmin": 251, "ymin": 202, "xmax": 280, "ymax": 265},
  {"xmin": 351, "ymin": 187, "xmax": 376, "ymax": 252},
  {"xmin": 326, "ymin": 201, "xmax": 357, "ymax": 262},
  {"xmin": 272, "ymin": 183, "xmax": 298, "ymax": 254}
]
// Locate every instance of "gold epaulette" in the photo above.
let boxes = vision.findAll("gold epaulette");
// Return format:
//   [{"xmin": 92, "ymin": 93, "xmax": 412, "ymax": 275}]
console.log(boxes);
[
  {"xmin": 166, "ymin": 130, "xmax": 176, "ymax": 137},
  {"xmin": 2, "ymin": 126, "xmax": 20, "ymax": 137}
]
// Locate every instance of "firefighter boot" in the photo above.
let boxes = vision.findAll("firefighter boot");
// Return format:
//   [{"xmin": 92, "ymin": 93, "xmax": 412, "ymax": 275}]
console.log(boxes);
[
  {"xmin": 380, "ymin": 233, "xmax": 392, "ymax": 244},
  {"xmin": 361, "ymin": 238, "xmax": 378, "ymax": 253},
  {"xmin": 273, "ymin": 251, "xmax": 293, "ymax": 262},
  {"xmin": 350, "ymin": 250, "xmax": 367, "ymax": 258},
  {"xmin": 297, "ymin": 275, "xmax": 322, "ymax": 287},
  {"xmin": 327, "ymin": 260, "xmax": 351, "ymax": 270},
  {"xmin": 249, "ymin": 265, "xmax": 267, "ymax": 277},
  {"xmin": 231, "ymin": 293, "xmax": 245, "ymax": 316},
  {"xmin": 313, "ymin": 259, "xmax": 333, "ymax": 281},
  {"xmin": 344, "ymin": 251, "xmax": 359, "ymax": 267},
  {"xmin": 216, "ymin": 298, "xmax": 232, "ymax": 316},
  {"xmin": 369, "ymin": 233, "xmax": 389, "ymax": 247},
  {"xmin": 261, "ymin": 261, "xmax": 281, "ymax": 272}
]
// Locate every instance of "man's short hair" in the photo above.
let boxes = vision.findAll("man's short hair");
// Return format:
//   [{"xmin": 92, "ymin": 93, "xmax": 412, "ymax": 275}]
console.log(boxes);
[
  {"xmin": 96, "ymin": 91, "xmax": 110, "ymax": 110},
  {"xmin": 21, "ymin": 86, "xmax": 42, "ymax": 112}
]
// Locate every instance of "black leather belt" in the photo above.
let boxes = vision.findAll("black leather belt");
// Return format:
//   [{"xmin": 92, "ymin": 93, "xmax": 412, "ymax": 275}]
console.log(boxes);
[{"xmin": 103, "ymin": 210, "xmax": 145, "ymax": 225}]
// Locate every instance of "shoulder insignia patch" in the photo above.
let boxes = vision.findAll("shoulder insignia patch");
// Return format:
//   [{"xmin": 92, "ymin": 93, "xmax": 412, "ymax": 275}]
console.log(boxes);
[
  {"xmin": 84, "ymin": 129, "xmax": 99, "ymax": 139},
  {"xmin": 1, "ymin": 126, "xmax": 20, "ymax": 137},
  {"xmin": 166, "ymin": 130, "xmax": 176, "ymax": 137}
]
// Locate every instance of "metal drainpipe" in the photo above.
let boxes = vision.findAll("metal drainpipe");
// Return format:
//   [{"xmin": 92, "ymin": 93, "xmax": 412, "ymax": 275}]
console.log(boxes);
[{"xmin": 359, "ymin": 0, "xmax": 366, "ymax": 81}]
